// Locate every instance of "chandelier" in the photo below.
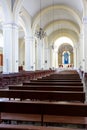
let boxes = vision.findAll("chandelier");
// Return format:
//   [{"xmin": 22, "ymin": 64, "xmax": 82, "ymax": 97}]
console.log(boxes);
[
  {"xmin": 35, "ymin": 27, "xmax": 46, "ymax": 39},
  {"xmin": 35, "ymin": 0, "xmax": 46, "ymax": 39}
]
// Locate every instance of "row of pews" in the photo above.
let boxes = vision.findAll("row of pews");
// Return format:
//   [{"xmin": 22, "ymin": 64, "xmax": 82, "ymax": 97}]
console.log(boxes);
[
  {"xmin": 0, "ymin": 70, "xmax": 54, "ymax": 88},
  {"xmin": 0, "ymin": 69, "xmax": 87, "ymax": 130}
]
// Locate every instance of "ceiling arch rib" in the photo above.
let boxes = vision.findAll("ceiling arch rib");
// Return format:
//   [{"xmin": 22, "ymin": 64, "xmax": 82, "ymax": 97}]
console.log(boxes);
[
  {"xmin": 32, "ymin": 5, "xmax": 82, "ymax": 31},
  {"xmin": 13, "ymin": 0, "xmax": 24, "ymax": 23},
  {"xmin": 23, "ymin": 0, "xmax": 83, "ymax": 17},
  {"xmin": 48, "ymin": 29, "xmax": 79, "ymax": 46},
  {"xmin": 39, "ymin": 9, "xmax": 80, "ymax": 30},
  {"xmin": 0, "ymin": 0, "xmax": 12, "ymax": 22},
  {"xmin": 58, "ymin": 43, "xmax": 73, "ymax": 54},
  {"xmin": 19, "ymin": 8, "xmax": 32, "ymax": 39},
  {"xmin": 44, "ymin": 20, "xmax": 80, "ymax": 36}
]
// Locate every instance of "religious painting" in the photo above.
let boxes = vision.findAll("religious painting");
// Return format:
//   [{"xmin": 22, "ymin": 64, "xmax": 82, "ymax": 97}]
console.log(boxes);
[{"xmin": 64, "ymin": 52, "xmax": 69, "ymax": 64}]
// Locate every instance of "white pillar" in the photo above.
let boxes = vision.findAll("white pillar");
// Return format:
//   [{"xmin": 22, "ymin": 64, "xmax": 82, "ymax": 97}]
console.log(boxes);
[
  {"xmin": 32, "ymin": 39, "xmax": 35, "ymax": 70},
  {"xmin": 3, "ymin": 23, "xmax": 19, "ymax": 73},
  {"xmin": 79, "ymin": 32, "xmax": 84, "ymax": 70},
  {"xmin": 42, "ymin": 38, "xmax": 46, "ymax": 69},
  {"xmin": 83, "ymin": 21, "xmax": 87, "ymax": 72},
  {"xmin": 44, "ymin": 37, "xmax": 49, "ymax": 69},
  {"xmin": 48, "ymin": 47, "xmax": 51, "ymax": 69},
  {"xmin": 41, "ymin": 39, "xmax": 44, "ymax": 69},
  {"xmin": 76, "ymin": 43, "xmax": 80, "ymax": 68},
  {"xmin": 73, "ymin": 46, "xmax": 77, "ymax": 68},
  {"xmin": 37, "ymin": 40, "xmax": 41, "ymax": 69},
  {"xmin": 52, "ymin": 49, "xmax": 56, "ymax": 68},
  {"xmin": 55, "ymin": 52, "xmax": 58, "ymax": 68},
  {"xmin": 25, "ymin": 36, "xmax": 33, "ymax": 71},
  {"xmin": 37, "ymin": 39, "xmax": 43, "ymax": 70},
  {"xmin": 83, "ymin": 16, "xmax": 87, "ymax": 72},
  {"xmin": 34, "ymin": 39, "xmax": 38, "ymax": 70},
  {"xmin": 74, "ymin": 44, "xmax": 79, "ymax": 68}
]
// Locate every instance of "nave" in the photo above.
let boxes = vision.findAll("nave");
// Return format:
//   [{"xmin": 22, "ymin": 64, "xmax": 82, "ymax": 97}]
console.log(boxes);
[
  {"xmin": 0, "ymin": 0, "xmax": 87, "ymax": 129},
  {"xmin": 0, "ymin": 69, "xmax": 87, "ymax": 130}
]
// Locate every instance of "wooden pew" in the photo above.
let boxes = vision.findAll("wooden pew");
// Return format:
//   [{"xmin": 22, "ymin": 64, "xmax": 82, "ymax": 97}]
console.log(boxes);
[
  {"xmin": 30, "ymin": 79, "xmax": 81, "ymax": 84},
  {"xmin": 0, "ymin": 100, "xmax": 87, "ymax": 127},
  {"xmin": 0, "ymin": 124, "xmax": 85, "ymax": 130},
  {"xmin": 57, "ymin": 70, "xmax": 79, "ymax": 74},
  {"xmin": 36, "ymin": 79, "xmax": 82, "ymax": 82},
  {"xmin": 8, "ymin": 85, "xmax": 84, "ymax": 92},
  {"xmin": 0, "ymin": 90, "xmax": 85, "ymax": 102},
  {"xmin": 42, "ymin": 74, "xmax": 81, "ymax": 80},
  {"xmin": 23, "ymin": 81, "xmax": 83, "ymax": 86}
]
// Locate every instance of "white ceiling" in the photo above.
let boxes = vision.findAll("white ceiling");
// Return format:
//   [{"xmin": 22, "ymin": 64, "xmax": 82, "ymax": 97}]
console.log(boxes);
[
  {"xmin": 23, "ymin": 0, "xmax": 83, "ymax": 17},
  {"xmin": 19, "ymin": 0, "xmax": 83, "ymax": 40}
]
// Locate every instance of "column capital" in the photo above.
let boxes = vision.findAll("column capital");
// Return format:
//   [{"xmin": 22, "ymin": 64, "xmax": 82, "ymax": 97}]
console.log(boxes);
[
  {"xmin": 24, "ymin": 36, "xmax": 34, "ymax": 41},
  {"xmin": 3, "ymin": 23, "xmax": 19, "ymax": 29}
]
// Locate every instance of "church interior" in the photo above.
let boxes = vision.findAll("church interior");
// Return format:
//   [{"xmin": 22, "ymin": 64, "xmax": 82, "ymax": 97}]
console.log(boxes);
[{"xmin": 0, "ymin": 0, "xmax": 87, "ymax": 130}]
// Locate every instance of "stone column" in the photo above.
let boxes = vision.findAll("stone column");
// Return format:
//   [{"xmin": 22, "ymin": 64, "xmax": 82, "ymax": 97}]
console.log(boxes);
[
  {"xmin": 41, "ymin": 39, "xmax": 44, "ymax": 69},
  {"xmin": 79, "ymin": 32, "xmax": 84, "ymax": 70},
  {"xmin": 76, "ymin": 43, "xmax": 80, "ymax": 68},
  {"xmin": 47, "ymin": 47, "xmax": 51, "ymax": 69},
  {"xmin": 83, "ymin": 16, "xmax": 87, "ymax": 72},
  {"xmin": 32, "ymin": 38, "xmax": 35, "ymax": 70},
  {"xmin": 73, "ymin": 45, "xmax": 77, "ymax": 68},
  {"xmin": 37, "ymin": 39, "xmax": 43, "ymax": 70},
  {"xmin": 3, "ymin": 23, "xmax": 18, "ymax": 73},
  {"xmin": 44, "ymin": 37, "xmax": 49, "ymax": 69},
  {"xmin": 34, "ymin": 39, "xmax": 38, "ymax": 70},
  {"xmin": 55, "ymin": 52, "xmax": 58, "ymax": 68},
  {"xmin": 25, "ymin": 36, "xmax": 33, "ymax": 71}
]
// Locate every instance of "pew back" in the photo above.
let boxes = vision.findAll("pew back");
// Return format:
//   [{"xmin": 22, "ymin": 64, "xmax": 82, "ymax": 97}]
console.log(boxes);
[
  {"xmin": 0, "ymin": 101, "xmax": 87, "ymax": 116},
  {"xmin": 0, "ymin": 90, "xmax": 85, "ymax": 102},
  {"xmin": 8, "ymin": 85, "xmax": 84, "ymax": 92},
  {"xmin": 23, "ymin": 81, "xmax": 83, "ymax": 86}
]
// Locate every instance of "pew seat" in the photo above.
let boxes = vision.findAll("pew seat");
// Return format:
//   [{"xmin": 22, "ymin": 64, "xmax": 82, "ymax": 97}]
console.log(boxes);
[
  {"xmin": 0, "ymin": 101, "xmax": 87, "ymax": 128},
  {"xmin": 1, "ymin": 113, "xmax": 87, "ymax": 127},
  {"xmin": 1, "ymin": 113, "xmax": 41, "ymax": 123},
  {"xmin": 0, "ymin": 124, "xmax": 85, "ymax": 130},
  {"xmin": 43, "ymin": 115, "xmax": 87, "ymax": 125}
]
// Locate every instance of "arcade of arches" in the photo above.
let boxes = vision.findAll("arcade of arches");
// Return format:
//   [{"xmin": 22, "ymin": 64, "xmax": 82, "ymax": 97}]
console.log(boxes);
[{"xmin": 0, "ymin": 0, "xmax": 87, "ymax": 73}]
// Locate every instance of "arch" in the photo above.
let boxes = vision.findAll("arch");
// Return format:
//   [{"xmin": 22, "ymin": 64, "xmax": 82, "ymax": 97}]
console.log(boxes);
[
  {"xmin": 32, "ymin": 5, "xmax": 82, "ymax": 31},
  {"xmin": 48, "ymin": 29, "xmax": 79, "ymax": 47},
  {"xmin": 0, "ymin": 0, "xmax": 12, "ymax": 22},
  {"xmin": 19, "ymin": 7, "xmax": 32, "ymax": 37},
  {"xmin": 18, "ymin": 7, "xmax": 34, "ymax": 71},
  {"xmin": 13, "ymin": 0, "xmax": 24, "ymax": 23},
  {"xmin": 0, "ymin": 0, "xmax": 24, "ymax": 23},
  {"xmin": 54, "ymin": 37, "xmax": 74, "ymax": 53},
  {"xmin": 44, "ymin": 20, "xmax": 80, "ymax": 36},
  {"xmin": 55, "ymin": 41, "xmax": 74, "ymax": 68}
]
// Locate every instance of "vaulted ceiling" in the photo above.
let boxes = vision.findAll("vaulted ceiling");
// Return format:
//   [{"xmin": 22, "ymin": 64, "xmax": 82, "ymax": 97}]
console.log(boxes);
[
  {"xmin": 23, "ymin": 0, "xmax": 83, "ymax": 17},
  {"xmin": 22, "ymin": 0, "xmax": 83, "ymax": 41}
]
